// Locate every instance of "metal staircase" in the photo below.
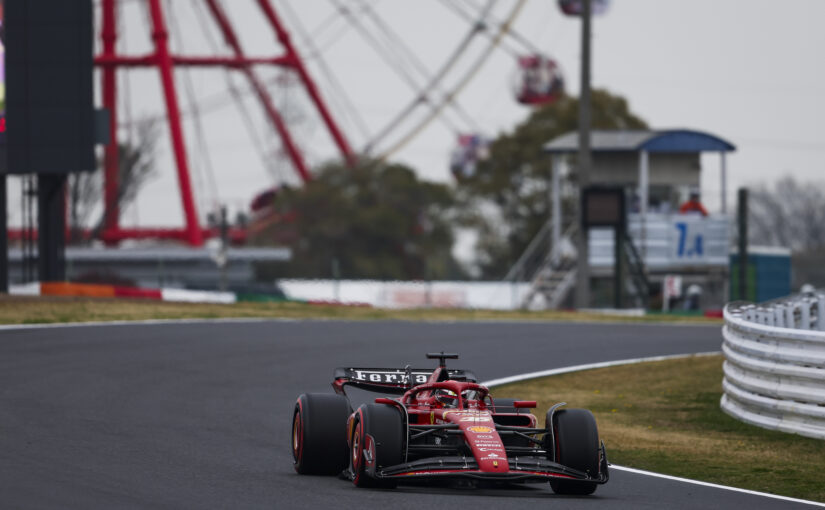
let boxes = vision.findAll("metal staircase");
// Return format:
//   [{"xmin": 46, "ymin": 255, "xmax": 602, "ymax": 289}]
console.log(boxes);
[
  {"xmin": 502, "ymin": 222, "xmax": 578, "ymax": 310},
  {"xmin": 523, "ymin": 256, "xmax": 577, "ymax": 310},
  {"xmin": 620, "ymin": 229, "xmax": 650, "ymax": 308},
  {"xmin": 505, "ymin": 222, "xmax": 650, "ymax": 310}
]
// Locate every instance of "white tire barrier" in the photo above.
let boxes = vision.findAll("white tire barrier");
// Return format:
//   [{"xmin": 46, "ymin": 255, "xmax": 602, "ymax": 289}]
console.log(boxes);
[
  {"xmin": 160, "ymin": 288, "xmax": 237, "ymax": 304},
  {"xmin": 722, "ymin": 296, "xmax": 825, "ymax": 440}
]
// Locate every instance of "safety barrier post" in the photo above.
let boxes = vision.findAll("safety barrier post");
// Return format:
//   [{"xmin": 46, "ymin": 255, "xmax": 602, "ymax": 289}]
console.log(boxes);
[
  {"xmin": 801, "ymin": 304, "xmax": 811, "ymax": 330},
  {"xmin": 774, "ymin": 306, "xmax": 785, "ymax": 328}
]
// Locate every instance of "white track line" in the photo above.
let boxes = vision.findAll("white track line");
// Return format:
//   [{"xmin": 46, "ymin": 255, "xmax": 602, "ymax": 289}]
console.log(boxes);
[
  {"xmin": 481, "ymin": 351, "xmax": 721, "ymax": 387},
  {"xmin": 610, "ymin": 465, "xmax": 825, "ymax": 507},
  {"xmin": 483, "ymin": 352, "xmax": 825, "ymax": 508}
]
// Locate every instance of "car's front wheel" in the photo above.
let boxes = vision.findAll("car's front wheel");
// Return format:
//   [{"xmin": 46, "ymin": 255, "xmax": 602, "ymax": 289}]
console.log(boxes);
[
  {"xmin": 351, "ymin": 403, "xmax": 404, "ymax": 488},
  {"xmin": 547, "ymin": 408, "xmax": 601, "ymax": 495}
]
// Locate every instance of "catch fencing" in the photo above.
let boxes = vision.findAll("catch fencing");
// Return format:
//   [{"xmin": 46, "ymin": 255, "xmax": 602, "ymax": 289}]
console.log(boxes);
[{"xmin": 722, "ymin": 295, "xmax": 825, "ymax": 439}]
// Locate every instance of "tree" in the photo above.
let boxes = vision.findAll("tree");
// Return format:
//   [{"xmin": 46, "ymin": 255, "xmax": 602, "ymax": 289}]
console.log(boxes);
[
  {"xmin": 749, "ymin": 177, "xmax": 825, "ymax": 252},
  {"xmin": 252, "ymin": 160, "xmax": 463, "ymax": 280},
  {"xmin": 457, "ymin": 89, "xmax": 648, "ymax": 277}
]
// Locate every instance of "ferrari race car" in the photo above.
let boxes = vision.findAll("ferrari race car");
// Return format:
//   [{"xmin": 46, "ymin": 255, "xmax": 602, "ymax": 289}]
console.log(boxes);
[{"xmin": 291, "ymin": 353, "xmax": 609, "ymax": 495}]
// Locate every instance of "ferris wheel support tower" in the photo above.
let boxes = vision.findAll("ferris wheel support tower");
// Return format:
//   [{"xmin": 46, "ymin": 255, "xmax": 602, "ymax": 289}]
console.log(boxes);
[{"xmin": 96, "ymin": 0, "xmax": 355, "ymax": 246}]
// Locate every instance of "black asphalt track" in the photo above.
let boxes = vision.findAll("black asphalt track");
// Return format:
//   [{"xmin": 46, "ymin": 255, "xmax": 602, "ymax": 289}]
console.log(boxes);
[{"xmin": 0, "ymin": 319, "xmax": 817, "ymax": 509}]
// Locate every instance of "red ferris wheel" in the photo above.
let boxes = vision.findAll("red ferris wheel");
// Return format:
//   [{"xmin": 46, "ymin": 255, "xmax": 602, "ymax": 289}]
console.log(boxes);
[
  {"xmin": 96, "ymin": 0, "xmax": 358, "ymax": 246},
  {"xmin": 92, "ymin": 0, "xmax": 566, "ymax": 247}
]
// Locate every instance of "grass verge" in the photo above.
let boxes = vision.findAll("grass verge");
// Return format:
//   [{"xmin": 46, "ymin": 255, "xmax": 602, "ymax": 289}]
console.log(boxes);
[
  {"xmin": 494, "ymin": 355, "xmax": 825, "ymax": 502},
  {"xmin": 0, "ymin": 295, "xmax": 721, "ymax": 326}
]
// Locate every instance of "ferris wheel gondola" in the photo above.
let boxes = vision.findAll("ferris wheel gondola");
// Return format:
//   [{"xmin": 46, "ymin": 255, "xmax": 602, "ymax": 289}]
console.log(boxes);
[
  {"xmin": 558, "ymin": 0, "xmax": 610, "ymax": 17},
  {"xmin": 449, "ymin": 134, "xmax": 490, "ymax": 180},
  {"xmin": 513, "ymin": 54, "xmax": 564, "ymax": 106}
]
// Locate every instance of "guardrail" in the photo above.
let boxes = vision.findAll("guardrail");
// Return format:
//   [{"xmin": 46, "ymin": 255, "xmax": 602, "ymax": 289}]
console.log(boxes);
[{"xmin": 721, "ymin": 296, "xmax": 825, "ymax": 440}]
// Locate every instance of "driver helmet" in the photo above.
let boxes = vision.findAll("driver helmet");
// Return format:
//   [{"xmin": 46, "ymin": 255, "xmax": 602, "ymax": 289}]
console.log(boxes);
[{"xmin": 434, "ymin": 389, "xmax": 458, "ymax": 407}]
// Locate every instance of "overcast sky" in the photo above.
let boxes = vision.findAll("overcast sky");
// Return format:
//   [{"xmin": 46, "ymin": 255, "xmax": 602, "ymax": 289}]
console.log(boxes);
[{"xmin": 8, "ymin": 0, "xmax": 825, "ymax": 232}]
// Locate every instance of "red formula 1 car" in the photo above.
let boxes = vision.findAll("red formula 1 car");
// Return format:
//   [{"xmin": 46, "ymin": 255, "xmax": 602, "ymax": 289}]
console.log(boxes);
[{"xmin": 291, "ymin": 353, "xmax": 608, "ymax": 495}]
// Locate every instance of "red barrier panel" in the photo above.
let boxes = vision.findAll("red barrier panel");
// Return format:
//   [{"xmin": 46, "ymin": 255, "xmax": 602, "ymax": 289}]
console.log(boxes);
[
  {"xmin": 41, "ymin": 282, "xmax": 116, "ymax": 298},
  {"xmin": 114, "ymin": 286, "xmax": 163, "ymax": 300}
]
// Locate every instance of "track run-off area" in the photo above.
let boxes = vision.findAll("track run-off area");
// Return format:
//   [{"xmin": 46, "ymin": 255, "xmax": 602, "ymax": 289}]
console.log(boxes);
[{"xmin": 1, "ymin": 319, "xmax": 822, "ymax": 508}]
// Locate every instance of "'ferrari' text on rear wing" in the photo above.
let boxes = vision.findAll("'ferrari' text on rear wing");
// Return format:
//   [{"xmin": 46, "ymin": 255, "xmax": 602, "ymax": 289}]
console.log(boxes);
[{"xmin": 333, "ymin": 367, "xmax": 478, "ymax": 394}]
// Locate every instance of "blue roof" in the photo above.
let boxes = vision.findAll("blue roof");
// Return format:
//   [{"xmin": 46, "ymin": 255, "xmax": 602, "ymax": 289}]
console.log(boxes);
[{"xmin": 544, "ymin": 129, "xmax": 736, "ymax": 154}]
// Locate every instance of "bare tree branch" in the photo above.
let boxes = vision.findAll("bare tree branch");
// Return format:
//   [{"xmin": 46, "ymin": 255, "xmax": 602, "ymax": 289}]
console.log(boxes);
[
  {"xmin": 749, "ymin": 177, "xmax": 825, "ymax": 252},
  {"xmin": 67, "ymin": 119, "xmax": 160, "ymax": 244}
]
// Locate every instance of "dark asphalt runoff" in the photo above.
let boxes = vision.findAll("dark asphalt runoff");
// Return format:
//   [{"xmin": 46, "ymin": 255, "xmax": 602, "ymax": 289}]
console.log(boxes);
[{"xmin": 0, "ymin": 319, "xmax": 816, "ymax": 509}]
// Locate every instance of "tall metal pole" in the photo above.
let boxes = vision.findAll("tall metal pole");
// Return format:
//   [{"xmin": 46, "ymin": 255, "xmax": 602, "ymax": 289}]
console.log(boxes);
[
  {"xmin": 720, "ymin": 152, "xmax": 728, "ymax": 214},
  {"xmin": 551, "ymin": 155, "xmax": 562, "ymax": 261},
  {"xmin": 575, "ymin": 0, "xmax": 592, "ymax": 309},
  {"xmin": 0, "ymin": 175, "xmax": 7, "ymax": 293},
  {"xmin": 737, "ymin": 188, "xmax": 748, "ymax": 300},
  {"xmin": 37, "ymin": 175, "xmax": 67, "ymax": 282},
  {"xmin": 614, "ymin": 225, "xmax": 622, "ymax": 309},
  {"xmin": 219, "ymin": 205, "xmax": 228, "ymax": 292},
  {"xmin": 639, "ymin": 150, "xmax": 649, "ymax": 261}
]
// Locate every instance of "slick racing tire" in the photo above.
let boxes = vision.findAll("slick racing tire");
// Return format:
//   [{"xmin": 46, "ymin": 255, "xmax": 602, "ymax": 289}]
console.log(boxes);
[
  {"xmin": 292, "ymin": 393, "xmax": 350, "ymax": 475},
  {"xmin": 351, "ymin": 403, "xmax": 404, "ymax": 488},
  {"xmin": 547, "ymin": 408, "xmax": 600, "ymax": 495}
]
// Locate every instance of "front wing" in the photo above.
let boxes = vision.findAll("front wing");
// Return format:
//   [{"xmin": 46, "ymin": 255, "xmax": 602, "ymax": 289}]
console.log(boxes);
[{"xmin": 364, "ymin": 444, "xmax": 609, "ymax": 485}]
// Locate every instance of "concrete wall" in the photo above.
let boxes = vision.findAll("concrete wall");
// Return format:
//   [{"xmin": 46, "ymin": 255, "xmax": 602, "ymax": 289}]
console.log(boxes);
[{"xmin": 279, "ymin": 280, "xmax": 531, "ymax": 310}]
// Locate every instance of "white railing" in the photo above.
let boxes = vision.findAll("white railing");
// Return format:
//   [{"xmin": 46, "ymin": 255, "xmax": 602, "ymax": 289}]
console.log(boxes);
[{"xmin": 721, "ymin": 295, "xmax": 825, "ymax": 440}]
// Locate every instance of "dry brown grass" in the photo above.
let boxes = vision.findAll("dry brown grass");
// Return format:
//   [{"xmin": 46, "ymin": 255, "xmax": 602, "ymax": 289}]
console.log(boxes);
[
  {"xmin": 0, "ymin": 295, "xmax": 721, "ymax": 325},
  {"xmin": 495, "ymin": 355, "xmax": 825, "ymax": 502}
]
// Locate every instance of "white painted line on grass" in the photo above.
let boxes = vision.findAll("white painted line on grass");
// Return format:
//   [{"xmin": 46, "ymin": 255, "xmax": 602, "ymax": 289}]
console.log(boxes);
[
  {"xmin": 611, "ymin": 465, "xmax": 825, "ymax": 507},
  {"xmin": 481, "ymin": 351, "xmax": 721, "ymax": 388}
]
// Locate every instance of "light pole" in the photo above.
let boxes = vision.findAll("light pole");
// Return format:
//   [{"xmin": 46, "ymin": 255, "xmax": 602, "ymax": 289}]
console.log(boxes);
[
  {"xmin": 575, "ymin": 0, "xmax": 592, "ymax": 309},
  {"xmin": 0, "ymin": 176, "xmax": 7, "ymax": 293}
]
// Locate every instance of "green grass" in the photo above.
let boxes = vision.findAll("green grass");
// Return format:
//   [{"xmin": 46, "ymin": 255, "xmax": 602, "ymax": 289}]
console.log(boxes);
[
  {"xmin": 495, "ymin": 355, "xmax": 825, "ymax": 502},
  {"xmin": 0, "ymin": 295, "xmax": 721, "ymax": 325}
]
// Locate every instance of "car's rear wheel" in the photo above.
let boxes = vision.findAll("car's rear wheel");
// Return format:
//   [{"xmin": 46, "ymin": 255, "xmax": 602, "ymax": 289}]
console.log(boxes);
[
  {"xmin": 547, "ymin": 408, "xmax": 600, "ymax": 495},
  {"xmin": 351, "ymin": 403, "xmax": 404, "ymax": 488},
  {"xmin": 292, "ymin": 393, "xmax": 350, "ymax": 475}
]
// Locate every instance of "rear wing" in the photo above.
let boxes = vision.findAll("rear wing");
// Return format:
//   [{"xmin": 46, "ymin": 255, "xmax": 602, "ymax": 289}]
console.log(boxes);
[{"xmin": 333, "ymin": 367, "xmax": 478, "ymax": 395}]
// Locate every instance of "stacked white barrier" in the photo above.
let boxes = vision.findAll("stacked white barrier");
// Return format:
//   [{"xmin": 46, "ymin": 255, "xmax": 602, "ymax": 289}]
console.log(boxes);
[{"xmin": 722, "ymin": 295, "xmax": 825, "ymax": 439}]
